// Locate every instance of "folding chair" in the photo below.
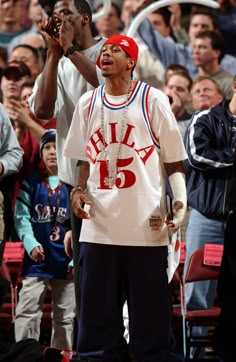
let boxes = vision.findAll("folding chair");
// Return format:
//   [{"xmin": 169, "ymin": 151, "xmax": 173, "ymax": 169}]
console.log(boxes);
[
  {"xmin": 3, "ymin": 241, "xmax": 25, "ymax": 316},
  {"xmin": 3, "ymin": 241, "xmax": 25, "ymax": 264},
  {"xmin": 181, "ymin": 245, "xmax": 223, "ymax": 360},
  {"xmin": 171, "ymin": 241, "xmax": 186, "ymax": 306}
]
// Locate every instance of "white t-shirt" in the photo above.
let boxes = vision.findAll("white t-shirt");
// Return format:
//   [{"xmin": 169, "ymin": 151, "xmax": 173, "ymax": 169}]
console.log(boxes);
[
  {"xmin": 64, "ymin": 80, "xmax": 187, "ymax": 246},
  {"xmin": 29, "ymin": 38, "xmax": 105, "ymax": 186}
]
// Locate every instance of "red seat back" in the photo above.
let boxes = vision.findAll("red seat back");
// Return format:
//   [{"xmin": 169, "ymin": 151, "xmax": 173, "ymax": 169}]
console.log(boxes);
[{"xmin": 185, "ymin": 246, "xmax": 222, "ymax": 283}]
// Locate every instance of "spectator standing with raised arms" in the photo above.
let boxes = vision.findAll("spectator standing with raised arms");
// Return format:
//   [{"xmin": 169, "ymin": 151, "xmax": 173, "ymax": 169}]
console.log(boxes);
[
  {"xmin": 64, "ymin": 34, "xmax": 187, "ymax": 362},
  {"xmin": 137, "ymin": 4, "xmax": 236, "ymax": 77},
  {"xmin": 29, "ymin": 0, "xmax": 105, "ymax": 321}
]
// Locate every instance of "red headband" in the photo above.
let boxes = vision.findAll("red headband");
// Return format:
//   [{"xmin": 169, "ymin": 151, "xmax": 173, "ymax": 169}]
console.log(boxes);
[{"xmin": 97, "ymin": 35, "xmax": 139, "ymax": 68}]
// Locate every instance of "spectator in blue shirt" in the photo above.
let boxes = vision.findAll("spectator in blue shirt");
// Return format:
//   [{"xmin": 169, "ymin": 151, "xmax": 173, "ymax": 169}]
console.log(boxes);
[{"xmin": 136, "ymin": 5, "xmax": 236, "ymax": 77}]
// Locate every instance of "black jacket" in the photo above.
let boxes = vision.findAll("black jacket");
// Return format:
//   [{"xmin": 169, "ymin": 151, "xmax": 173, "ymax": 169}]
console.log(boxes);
[
  {"xmin": 185, "ymin": 100, "xmax": 234, "ymax": 220},
  {"xmin": 216, "ymin": 146, "xmax": 236, "ymax": 361}
]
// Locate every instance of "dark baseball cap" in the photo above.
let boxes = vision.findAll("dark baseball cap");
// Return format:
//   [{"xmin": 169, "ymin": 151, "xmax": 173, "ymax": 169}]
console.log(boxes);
[
  {"xmin": 2, "ymin": 61, "xmax": 31, "ymax": 80},
  {"xmin": 39, "ymin": 129, "xmax": 56, "ymax": 157}
]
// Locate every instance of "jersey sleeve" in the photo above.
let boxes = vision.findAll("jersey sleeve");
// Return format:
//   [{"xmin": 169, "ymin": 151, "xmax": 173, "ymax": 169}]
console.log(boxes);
[
  {"xmin": 148, "ymin": 89, "xmax": 187, "ymax": 163},
  {"xmin": 14, "ymin": 180, "xmax": 41, "ymax": 256},
  {"xmin": 63, "ymin": 91, "xmax": 93, "ymax": 161}
]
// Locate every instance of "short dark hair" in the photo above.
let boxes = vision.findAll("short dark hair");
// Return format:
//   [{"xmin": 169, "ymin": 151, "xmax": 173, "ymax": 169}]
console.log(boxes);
[
  {"xmin": 195, "ymin": 30, "xmax": 225, "ymax": 63},
  {"xmin": 95, "ymin": 2, "xmax": 121, "ymax": 18},
  {"xmin": 0, "ymin": 46, "xmax": 8, "ymax": 65},
  {"xmin": 167, "ymin": 71, "xmax": 193, "ymax": 92},
  {"xmin": 164, "ymin": 64, "xmax": 191, "ymax": 84},
  {"xmin": 111, "ymin": 3, "xmax": 121, "ymax": 19},
  {"xmin": 74, "ymin": 0, "xmax": 92, "ymax": 24},
  {"xmin": 165, "ymin": 64, "xmax": 190, "ymax": 74},
  {"xmin": 190, "ymin": 7, "xmax": 218, "ymax": 30},
  {"xmin": 11, "ymin": 44, "xmax": 41, "ymax": 64},
  {"xmin": 152, "ymin": 7, "xmax": 171, "ymax": 27},
  {"xmin": 21, "ymin": 77, "xmax": 35, "ymax": 91}
]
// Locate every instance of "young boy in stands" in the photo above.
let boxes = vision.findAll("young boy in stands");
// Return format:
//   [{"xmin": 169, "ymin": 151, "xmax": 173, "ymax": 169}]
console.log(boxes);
[{"xmin": 14, "ymin": 129, "xmax": 75, "ymax": 350}]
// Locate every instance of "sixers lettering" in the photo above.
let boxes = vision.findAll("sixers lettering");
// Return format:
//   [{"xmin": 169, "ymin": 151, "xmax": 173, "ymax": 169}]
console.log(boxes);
[{"xmin": 32, "ymin": 204, "xmax": 67, "ymax": 223}]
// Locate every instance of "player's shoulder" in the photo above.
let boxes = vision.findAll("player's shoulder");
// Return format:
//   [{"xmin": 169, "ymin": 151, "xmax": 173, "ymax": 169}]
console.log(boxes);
[
  {"xmin": 74, "ymin": 87, "xmax": 101, "ymax": 114},
  {"xmin": 80, "ymin": 88, "xmax": 97, "ymax": 105},
  {"xmin": 141, "ymin": 82, "xmax": 169, "ymax": 104}
]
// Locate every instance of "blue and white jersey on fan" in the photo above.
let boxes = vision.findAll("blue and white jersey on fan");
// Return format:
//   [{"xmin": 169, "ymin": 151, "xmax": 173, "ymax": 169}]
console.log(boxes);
[
  {"xmin": 15, "ymin": 171, "xmax": 71, "ymax": 279},
  {"xmin": 64, "ymin": 80, "xmax": 187, "ymax": 247}
]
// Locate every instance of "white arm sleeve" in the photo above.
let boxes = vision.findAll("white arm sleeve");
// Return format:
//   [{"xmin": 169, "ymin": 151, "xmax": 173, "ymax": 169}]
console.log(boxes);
[{"xmin": 169, "ymin": 172, "xmax": 187, "ymax": 228}]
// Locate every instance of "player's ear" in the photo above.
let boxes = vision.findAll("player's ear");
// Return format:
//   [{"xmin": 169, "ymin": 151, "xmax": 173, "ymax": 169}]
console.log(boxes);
[
  {"xmin": 82, "ymin": 14, "xmax": 89, "ymax": 25},
  {"xmin": 127, "ymin": 58, "xmax": 135, "ymax": 70}
]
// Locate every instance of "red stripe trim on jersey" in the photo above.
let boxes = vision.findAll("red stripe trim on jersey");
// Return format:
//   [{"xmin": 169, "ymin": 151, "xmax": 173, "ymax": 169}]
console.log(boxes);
[
  {"xmin": 142, "ymin": 85, "xmax": 160, "ymax": 149},
  {"xmin": 145, "ymin": 86, "xmax": 160, "ymax": 146},
  {"xmin": 104, "ymin": 80, "xmax": 140, "ymax": 108},
  {"xmin": 145, "ymin": 85, "xmax": 151, "ymax": 124},
  {"xmin": 87, "ymin": 87, "xmax": 99, "ymax": 124}
]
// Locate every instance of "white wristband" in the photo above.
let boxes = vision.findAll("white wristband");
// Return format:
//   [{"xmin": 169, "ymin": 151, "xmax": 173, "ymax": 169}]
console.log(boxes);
[{"xmin": 168, "ymin": 172, "xmax": 187, "ymax": 228}]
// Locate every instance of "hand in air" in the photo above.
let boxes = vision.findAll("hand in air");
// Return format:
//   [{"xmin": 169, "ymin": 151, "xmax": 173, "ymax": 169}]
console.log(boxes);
[{"xmin": 39, "ymin": 16, "xmax": 61, "ymax": 51}]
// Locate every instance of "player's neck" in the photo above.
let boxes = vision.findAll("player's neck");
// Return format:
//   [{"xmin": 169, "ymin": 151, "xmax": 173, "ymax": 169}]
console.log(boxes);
[
  {"xmin": 105, "ymin": 77, "xmax": 134, "ymax": 96},
  {"xmin": 74, "ymin": 32, "xmax": 99, "ymax": 51},
  {"xmin": 46, "ymin": 166, "xmax": 58, "ymax": 176}
]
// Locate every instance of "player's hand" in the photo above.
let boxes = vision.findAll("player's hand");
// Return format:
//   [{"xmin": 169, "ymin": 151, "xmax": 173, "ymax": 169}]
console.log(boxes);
[
  {"xmin": 6, "ymin": 100, "xmax": 32, "ymax": 126},
  {"xmin": 39, "ymin": 16, "xmax": 61, "ymax": 52},
  {"xmin": 170, "ymin": 92, "xmax": 183, "ymax": 117},
  {"xmin": 71, "ymin": 191, "xmax": 92, "ymax": 219},
  {"xmin": 166, "ymin": 200, "xmax": 186, "ymax": 233},
  {"xmin": 132, "ymin": 0, "xmax": 153, "ymax": 15},
  {"xmin": 30, "ymin": 245, "xmax": 45, "ymax": 262},
  {"xmin": 59, "ymin": 14, "xmax": 75, "ymax": 52},
  {"xmin": 64, "ymin": 230, "xmax": 73, "ymax": 258},
  {"xmin": 169, "ymin": 4, "xmax": 182, "ymax": 29}
]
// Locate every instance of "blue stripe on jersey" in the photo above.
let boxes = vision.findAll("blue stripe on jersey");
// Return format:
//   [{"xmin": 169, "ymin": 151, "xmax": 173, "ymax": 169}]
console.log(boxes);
[
  {"xmin": 88, "ymin": 87, "xmax": 100, "ymax": 125},
  {"xmin": 141, "ymin": 84, "xmax": 160, "ymax": 149},
  {"xmin": 103, "ymin": 80, "xmax": 142, "ymax": 110},
  {"xmin": 88, "ymin": 82, "xmax": 142, "ymax": 122}
]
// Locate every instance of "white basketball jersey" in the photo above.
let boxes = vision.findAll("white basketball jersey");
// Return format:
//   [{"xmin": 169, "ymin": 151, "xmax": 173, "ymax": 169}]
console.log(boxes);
[{"xmin": 64, "ymin": 80, "xmax": 187, "ymax": 246}]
